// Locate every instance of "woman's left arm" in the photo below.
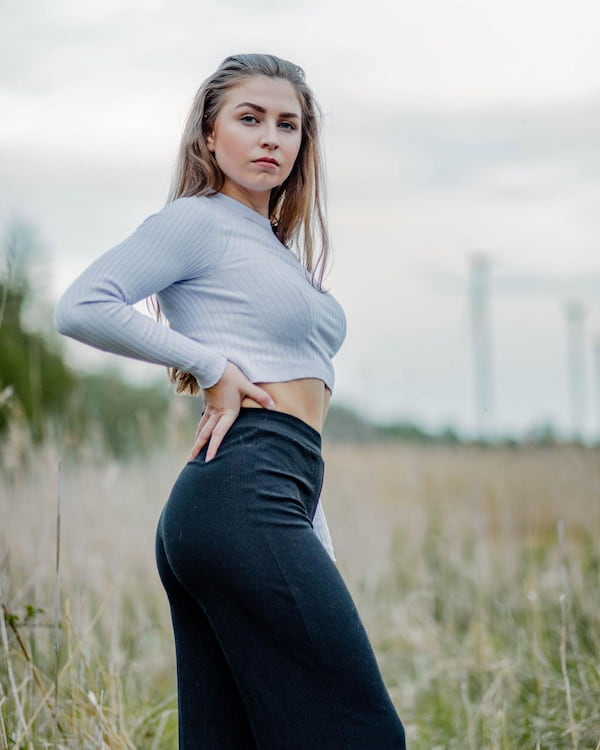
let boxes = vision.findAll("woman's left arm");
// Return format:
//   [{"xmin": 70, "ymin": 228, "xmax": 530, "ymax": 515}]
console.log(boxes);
[{"xmin": 313, "ymin": 500, "xmax": 336, "ymax": 562}]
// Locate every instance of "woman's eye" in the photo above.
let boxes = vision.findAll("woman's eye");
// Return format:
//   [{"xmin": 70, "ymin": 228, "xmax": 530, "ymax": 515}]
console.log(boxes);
[
  {"xmin": 279, "ymin": 121, "xmax": 296, "ymax": 131},
  {"xmin": 240, "ymin": 115, "xmax": 258, "ymax": 124}
]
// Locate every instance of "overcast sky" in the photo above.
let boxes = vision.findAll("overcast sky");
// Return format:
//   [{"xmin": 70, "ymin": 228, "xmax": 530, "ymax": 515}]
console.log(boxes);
[{"xmin": 2, "ymin": 0, "xmax": 600, "ymax": 438}]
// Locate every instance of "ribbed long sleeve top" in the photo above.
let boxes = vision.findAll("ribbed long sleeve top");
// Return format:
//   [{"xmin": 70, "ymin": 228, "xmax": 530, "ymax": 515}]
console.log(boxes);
[
  {"xmin": 55, "ymin": 191, "xmax": 347, "ymax": 559},
  {"xmin": 55, "ymin": 192, "xmax": 346, "ymax": 390}
]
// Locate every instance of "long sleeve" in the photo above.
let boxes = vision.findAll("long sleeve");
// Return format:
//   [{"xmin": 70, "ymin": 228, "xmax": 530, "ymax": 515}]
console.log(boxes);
[
  {"xmin": 313, "ymin": 499, "xmax": 336, "ymax": 562},
  {"xmin": 55, "ymin": 197, "xmax": 227, "ymax": 388}
]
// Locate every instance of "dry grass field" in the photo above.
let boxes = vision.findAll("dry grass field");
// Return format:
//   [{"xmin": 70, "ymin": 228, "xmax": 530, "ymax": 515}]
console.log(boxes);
[{"xmin": 1, "ymin": 438, "xmax": 599, "ymax": 749}]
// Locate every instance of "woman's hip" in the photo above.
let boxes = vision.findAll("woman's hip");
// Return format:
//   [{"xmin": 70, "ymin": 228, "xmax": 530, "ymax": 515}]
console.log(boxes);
[{"xmin": 158, "ymin": 407, "xmax": 325, "ymax": 565}]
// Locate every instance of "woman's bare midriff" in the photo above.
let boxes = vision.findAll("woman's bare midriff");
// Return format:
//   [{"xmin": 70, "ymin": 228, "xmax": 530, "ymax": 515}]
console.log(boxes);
[{"xmin": 240, "ymin": 378, "xmax": 331, "ymax": 434}]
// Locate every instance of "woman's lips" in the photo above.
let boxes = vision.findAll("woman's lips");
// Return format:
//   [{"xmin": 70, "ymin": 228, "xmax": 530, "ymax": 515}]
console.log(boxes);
[{"xmin": 253, "ymin": 158, "xmax": 279, "ymax": 167}]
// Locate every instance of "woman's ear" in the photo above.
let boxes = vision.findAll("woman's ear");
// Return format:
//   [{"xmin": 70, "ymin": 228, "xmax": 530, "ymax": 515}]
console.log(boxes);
[{"xmin": 206, "ymin": 129, "xmax": 215, "ymax": 153}]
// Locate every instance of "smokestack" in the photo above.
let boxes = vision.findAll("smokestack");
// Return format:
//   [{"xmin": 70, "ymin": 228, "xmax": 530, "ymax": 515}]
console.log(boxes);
[
  {"xmin": 593, "ymin": 332, "xmax": 600, "ymax": 440},
  {"xmin": 469, "ymin": 252, "xmax": 493, "ymax": 440},
  {"xmin": 564, "ymin": 301, "xmax": 586, "ymax": 440}
]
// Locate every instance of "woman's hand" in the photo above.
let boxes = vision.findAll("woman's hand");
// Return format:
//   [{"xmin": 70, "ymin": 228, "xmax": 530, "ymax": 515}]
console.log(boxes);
[{"xmin": 189, "ymin": 362, "xmax": 276, "ymax": 462}]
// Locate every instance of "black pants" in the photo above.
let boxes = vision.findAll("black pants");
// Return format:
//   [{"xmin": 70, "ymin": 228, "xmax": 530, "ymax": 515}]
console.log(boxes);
[{"xmin": 155, "ymin": 407, "xmax": 406, "ymax": 749}]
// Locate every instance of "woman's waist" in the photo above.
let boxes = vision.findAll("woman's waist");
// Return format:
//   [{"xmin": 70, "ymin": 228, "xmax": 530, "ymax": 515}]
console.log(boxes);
[{"xmin": 240, "ymin": 378, "xmax": 330, "ymax": 435}]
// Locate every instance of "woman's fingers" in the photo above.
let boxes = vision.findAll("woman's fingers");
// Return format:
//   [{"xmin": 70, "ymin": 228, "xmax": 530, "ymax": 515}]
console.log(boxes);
[
  {"xmin": 188, "ymin": 362, "xmax": 277, "ymax": 463},
  {"xmin": 194, "ymin": 408, "xmax": 211, "ymax": 441},
  {"xmin": 205, "ymin": 411, "xmax": 237, "ymax": 462},
  {"xmin": 189, "ymin": 412, "xmax": 217, "ymax": 460},
  {"xmin": 188, "ymin": 410, "xmax": 239, "ymax": 462},
  {"xmin": 246, "ymin": 384, "xmax": 276, "ymax": 410}
]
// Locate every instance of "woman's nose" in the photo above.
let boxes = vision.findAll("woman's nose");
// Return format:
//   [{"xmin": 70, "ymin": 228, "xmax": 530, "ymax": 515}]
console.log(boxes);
[{"xmin": 259, "ymin": 122, "xmax": 280, "ymax": 149}]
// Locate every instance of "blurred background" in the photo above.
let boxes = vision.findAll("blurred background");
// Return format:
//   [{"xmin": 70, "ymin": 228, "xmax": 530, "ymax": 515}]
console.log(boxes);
[
  {"xmin": 2, "ymin": 4, "xmax": 600, "ymax": 748},
  {"xmin": 2, "ymin": 0, "xmax": 599, "ymax": 446}
]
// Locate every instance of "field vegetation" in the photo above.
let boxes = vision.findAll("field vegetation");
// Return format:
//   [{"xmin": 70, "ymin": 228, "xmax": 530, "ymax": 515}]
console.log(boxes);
[{"xmin": 1, "ymin": 433, "xmax": 598, "ymax": 749}]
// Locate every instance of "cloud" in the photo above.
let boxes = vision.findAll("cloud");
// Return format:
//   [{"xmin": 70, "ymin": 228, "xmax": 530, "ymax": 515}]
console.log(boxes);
[
  {"xmin": 327, "ymin": 96, "xmax": 600, "ymax": 191},
  {"xmin": 4, "ymin": 0, "xmax": 600, "ymax": 103},
  {"xmin": 2, "ymin": 0, "xmax": 600, "ymax": 435}
]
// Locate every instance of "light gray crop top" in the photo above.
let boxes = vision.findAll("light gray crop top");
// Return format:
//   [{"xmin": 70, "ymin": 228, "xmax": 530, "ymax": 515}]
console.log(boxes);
[{"xmin": 55, "ymin": 192, "xmax": 347, "ymax": 391}]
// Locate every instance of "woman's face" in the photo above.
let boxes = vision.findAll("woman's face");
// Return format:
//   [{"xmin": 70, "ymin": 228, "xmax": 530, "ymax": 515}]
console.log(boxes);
[{"xmin": 206, "ymin": 75, "xmax": 303, "ymax": 211}]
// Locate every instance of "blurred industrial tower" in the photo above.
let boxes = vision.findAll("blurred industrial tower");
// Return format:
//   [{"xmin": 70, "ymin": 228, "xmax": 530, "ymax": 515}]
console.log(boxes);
[
  {"xmin": 595, "ymin": 334, "xmax": 600, "ymax": 439},
  {"xmin": 564, "ymin": 301, "xmax": 587, "ymax": 440},
  {"xmin": 469, "ymin": 253, "xmax": 493, "ymax": 439}
]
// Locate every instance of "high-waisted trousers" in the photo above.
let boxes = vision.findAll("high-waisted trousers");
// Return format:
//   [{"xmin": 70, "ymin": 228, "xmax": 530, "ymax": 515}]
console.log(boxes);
[{"xmin": 155, "ymin": 407, "xmax": 406, "ymax": 749}]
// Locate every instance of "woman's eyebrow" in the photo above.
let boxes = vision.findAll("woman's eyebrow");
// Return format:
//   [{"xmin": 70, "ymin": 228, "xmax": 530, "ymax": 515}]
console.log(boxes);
[{"xmin": 234, "ymin": 102, "xmax": 300, "ymax": 119}]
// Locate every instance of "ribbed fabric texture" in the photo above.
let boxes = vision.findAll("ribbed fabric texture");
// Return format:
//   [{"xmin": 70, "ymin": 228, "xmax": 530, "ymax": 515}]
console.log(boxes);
[
  {"xmin": 55, "ymin": 192, "xmax": 346, "ymax": 391},
  {"xmin": 55, "ymin": 191, "xmax": 346, "ymax": 559}
]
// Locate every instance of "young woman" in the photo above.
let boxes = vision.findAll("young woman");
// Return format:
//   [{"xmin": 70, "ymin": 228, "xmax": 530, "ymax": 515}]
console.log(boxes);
[{"xmin": 56, "ymin": 53, "xmax": 406, "ymax": 750}]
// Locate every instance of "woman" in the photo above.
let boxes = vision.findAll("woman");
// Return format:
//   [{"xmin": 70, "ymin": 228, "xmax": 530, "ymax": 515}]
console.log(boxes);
[{"xmin": 56, "ymin": 53, "xmax": 406, "ymax": 750}]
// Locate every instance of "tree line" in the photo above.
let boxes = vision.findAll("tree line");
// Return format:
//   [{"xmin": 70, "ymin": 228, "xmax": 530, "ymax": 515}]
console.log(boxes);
[{"xmin": 0, "ymin": 220, "xmax": 171, "ymax": 464}]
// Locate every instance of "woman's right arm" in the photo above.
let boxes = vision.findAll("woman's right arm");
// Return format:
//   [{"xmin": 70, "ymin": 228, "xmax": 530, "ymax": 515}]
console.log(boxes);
[
  {"xmin": 55, "ymin": 197, "xmax": 227, "ymax": 388},
  {"xmin": 55, "ymin": 196, "xmax": 276, "ymax": 457}
]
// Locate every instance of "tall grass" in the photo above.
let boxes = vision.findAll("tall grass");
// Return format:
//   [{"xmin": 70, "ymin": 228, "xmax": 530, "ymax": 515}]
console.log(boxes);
[{"xmin": 1, "ymin": 438, "xmax": 599, "ymax": 748}]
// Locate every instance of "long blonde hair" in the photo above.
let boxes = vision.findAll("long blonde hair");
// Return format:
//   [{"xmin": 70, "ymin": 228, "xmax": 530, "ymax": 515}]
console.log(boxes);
[{"xmin": 163, "ymin": 53, "xmax": 330, "ymax": 395}]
